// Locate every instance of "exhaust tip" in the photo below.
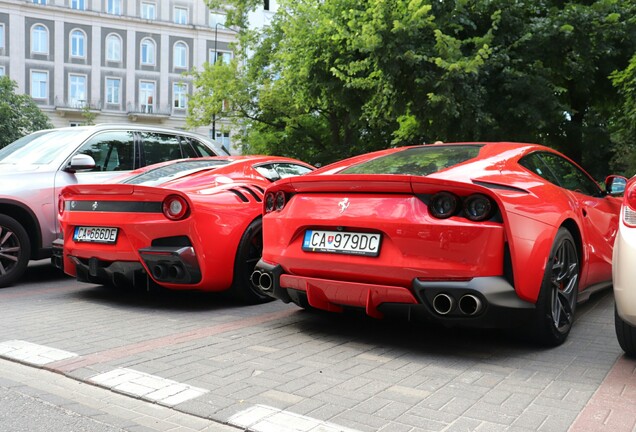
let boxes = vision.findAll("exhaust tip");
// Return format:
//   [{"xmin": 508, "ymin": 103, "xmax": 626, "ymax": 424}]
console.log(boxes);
[
  {"xmin": 259, "ymin": 272, "xmax": 273, "ymax": 291},
  {"xmin": 152, "ymin": 264, "xmax": 167, "ymax": 279},
  {"xmin": 168, "ymin": 264, "xmax": 184, "ymax": 279},
  {"xmin": 250, "ymin": 270, "xmax": 262, "ymax": 287},
  {"xmin": 432, "ymin": 293, "xmax": 455, "ymax": 315},
  {"xmin": 458, "ymin": 294, "xmax": 482, "ymax": 316}
]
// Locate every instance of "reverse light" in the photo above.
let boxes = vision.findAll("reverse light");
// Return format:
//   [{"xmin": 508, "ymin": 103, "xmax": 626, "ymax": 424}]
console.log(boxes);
[
  {"xmin": 429, "ymin": 192, "xmax": 459, "ymax": 219},
  {"xmin": 162, "ymin": 195, "xmax": 189, "ymax": 220},
  {"xmin": 464, "ymin": 194, "xmax": 494, "ymax": 221}
]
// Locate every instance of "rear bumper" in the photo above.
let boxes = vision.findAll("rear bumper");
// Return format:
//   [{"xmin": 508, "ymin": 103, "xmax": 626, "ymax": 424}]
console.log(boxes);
[{"xmin": 254, "ymin": 260, "xmax": 535, "ymax": 328}]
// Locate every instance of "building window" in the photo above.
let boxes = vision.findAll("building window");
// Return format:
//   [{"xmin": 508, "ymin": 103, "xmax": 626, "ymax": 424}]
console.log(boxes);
[
  {"xmin": 174, "ymin": 7, "xmax": 188, "ymax": 24},
  {"xmin": 70, "ymin": 30, "xmax": 86, "ymax": 58},
  {"xmin": 106, "ymin": 0, "xmax": 122, "ymax": 15},
  {"xmin": 31, "ymin": 24, "xmax": 49, "ymax": 55},
  {"xmin": 140, "ymin": 2, "xmax": 156, "ymax": 20},
  {"xmin": 0, "ymin": 66, "xmax": 5, "ymax": 76},
  {"xmin": 71, "ymin": 0, "xmax": 86, "ymax": 10},
  {"xmin": 209, "ymin": 50, "xmax": 232, "ymax": 65},
  {"xmin": 140, "ymin": 80, "xmax": 155, "ymax": 113},
  {"xmin": 69, "ymin": 74, "xmax": 87, "ymax": 107},
  {"xmin": 140, "ymin": 38, "xmax": 156, "ymax": 65},
  {"xmin": 209, "ymin": 12, "xmax": 226, "ymax": 28},
  {"xmin": 173, "ymin": 83, "xmax": 187, "ymax": 109},
  {"xmin": 106, "ymin": 34, "xmax": 122, "ymax": 62},
  {"xmin": 0, "ymin": 24, "xmax": 5, "ymax": 51},
  {"xmin": 33, "ymin": 0, "xmax": 47, "ymax": 4},
  {"xmin": 174, "ymin": 42, "xmax": 187, "ymax": 69},
  {"xmin": 214, "ymin": 131, "xmax": 231, "ymax": 152},
  {"xmin": 264, "ymin": 0, "xmax": 270, "ymax": 11},
  {"xmin": 106, "ymin": 77, "xmax": 121, "ymax": 104},
  {"xmin": 30, "ymin": 70, "xmax": 48, "ymax": 99}
]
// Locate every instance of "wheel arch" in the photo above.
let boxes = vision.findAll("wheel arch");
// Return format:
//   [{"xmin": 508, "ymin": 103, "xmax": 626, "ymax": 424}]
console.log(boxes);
[
  {"xmin": 560, "ymin": 218, "xmax": 583, "ymax": 266},
  {"xmin": 0, "ymin": 200, "xmax": 44, "ymax": 260}
]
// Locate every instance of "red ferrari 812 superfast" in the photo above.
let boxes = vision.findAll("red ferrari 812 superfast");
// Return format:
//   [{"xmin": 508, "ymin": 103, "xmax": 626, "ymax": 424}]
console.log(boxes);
[
  {"xmin": 55, "ymin": 156, "xmax": 313, "ymax": 303},
  {"xmin": 253, "ymin": 143, "xmax": 626, "ymax": 344}
]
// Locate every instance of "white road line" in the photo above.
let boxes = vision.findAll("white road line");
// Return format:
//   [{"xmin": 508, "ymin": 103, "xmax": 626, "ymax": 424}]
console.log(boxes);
[
  {"xmin": 229, "ymin": 404, "xmax": 362, "ymax": 432},
  {"xmin": 89, "ymin": 368, "xmax": 208, "ymax": 406},
  {"xmin": 0, "ymin": 340, "xmax": 78, "ymax": 365}
]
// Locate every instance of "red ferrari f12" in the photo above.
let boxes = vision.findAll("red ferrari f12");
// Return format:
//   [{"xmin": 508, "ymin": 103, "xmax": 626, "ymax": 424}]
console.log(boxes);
[
  {"xmin": 55, "ymin": 156, "xmax": 313, "ymax": 303},
  {"xmin": 253, "ymin": 143, "xmax": 626, "ymax": 344}
]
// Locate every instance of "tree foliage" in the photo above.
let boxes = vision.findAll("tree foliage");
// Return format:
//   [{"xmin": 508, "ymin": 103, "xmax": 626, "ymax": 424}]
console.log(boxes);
[
  {"xmin": 191, "ymin": 0, "xmax": 636, "ymax": 176},
  {"xmin": 611, "ymin": 53, "xmax": 636, "ymax": 175},
  {"xmin": 0, "ymin": 76, "xmax": 53, "ymax": 149}
]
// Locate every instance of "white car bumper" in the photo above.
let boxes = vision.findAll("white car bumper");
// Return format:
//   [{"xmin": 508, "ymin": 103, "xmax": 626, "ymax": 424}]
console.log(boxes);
[{"xmin": 613, "ymin": 216, "xmax": 636, "ymax": 326}]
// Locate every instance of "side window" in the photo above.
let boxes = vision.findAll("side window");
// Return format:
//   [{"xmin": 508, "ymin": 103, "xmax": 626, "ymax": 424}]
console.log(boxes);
[
  {"xmin": 74, "ymin": 131, "xmax": 135, "ymax": 171},
  {"xmin": 520, "ymin": 152, "xmax": 600, "ymax": 196},
  {"xmin": 141, "ymin": 132, "xmax": 183, "ymax": 166},
  {"xmin": 538, "ymin": 153, "xmax": 601, "ymax": 196},
  {"xmin": 190, "ymin": 138, "xmax": 217, "ymax": 157},
  {"xmin": 255, "ymin": 163, "xmax": 313, "ymax": 182},
  {"xmin": 179, "ymin": 137, "xmax": 199, "ymax": 158}
]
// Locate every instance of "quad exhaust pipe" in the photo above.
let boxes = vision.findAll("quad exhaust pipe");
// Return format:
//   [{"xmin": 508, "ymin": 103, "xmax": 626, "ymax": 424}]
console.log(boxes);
[{"xmin": 432, "ymin": 293, "xmax": 483, "ymax": 316}]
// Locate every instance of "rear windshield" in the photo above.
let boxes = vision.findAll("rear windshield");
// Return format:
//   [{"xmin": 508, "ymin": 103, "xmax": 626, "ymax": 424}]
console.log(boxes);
[
  {"xmin": 124, "ymin": 159, "xmax": 230, "ymax": 185},
  {"xmin": 340, "ymin": 145, "xmax": 482, "ymax": 176}
]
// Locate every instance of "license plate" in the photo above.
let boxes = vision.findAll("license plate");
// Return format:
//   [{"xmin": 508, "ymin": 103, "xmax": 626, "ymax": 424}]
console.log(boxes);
[
  {"xmin": 302, "ymin": 230, "xmax": 381, "ymax": 256},
  {"xmin": 73, "ymin": 226, "xmax": 118, "ymax": 244}
]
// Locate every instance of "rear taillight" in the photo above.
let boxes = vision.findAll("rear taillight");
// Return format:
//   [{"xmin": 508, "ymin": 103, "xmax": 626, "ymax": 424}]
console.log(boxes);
[
  {"xmin": 428, "ymin": 191, "xmax": 497, "ymax": 222},
  {"xmin": 162, "ymin": 195, "xmax": 189, "ymax": 220},
  {"xmin": 264, "ymin": 191, "xmax": 287, "ymax": 213},
  {"xmin": 58, "ymin": 197, "xmax": 65, "ymax": 215},
  {"xmin": 464, "ymin": 194, "xmax": 494, "ymax": 221},
  {"xmin": 623, "ymin": 181, "xmax": 636, "ymax": 226}
]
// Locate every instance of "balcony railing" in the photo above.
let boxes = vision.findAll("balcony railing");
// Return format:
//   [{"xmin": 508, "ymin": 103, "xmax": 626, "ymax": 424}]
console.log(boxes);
[
  {"xmin": 54, "ymin": 97, "xmax": 102, "ymax": 115},
  {"xmin": 126, "ymin": 102, "xmax": 171, "ymax": 121}
]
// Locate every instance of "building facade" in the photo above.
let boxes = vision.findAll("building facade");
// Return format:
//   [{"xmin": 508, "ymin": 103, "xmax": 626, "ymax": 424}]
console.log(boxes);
[{"xmin": 0, "ymin": 0, "xmax": 276, "ymax": 153}]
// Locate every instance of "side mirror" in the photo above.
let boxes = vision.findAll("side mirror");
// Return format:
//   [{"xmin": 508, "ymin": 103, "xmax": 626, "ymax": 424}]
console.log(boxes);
[
  {"xmin": 65, "ymin": 154, "xmax": 96, "ymax": 173},
  {"xmin": 605, "ymin": 175, "xmax": 627, "ymax": 196}
]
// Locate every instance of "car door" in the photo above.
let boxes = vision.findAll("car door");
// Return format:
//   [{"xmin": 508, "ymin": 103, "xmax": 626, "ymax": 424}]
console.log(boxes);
[{"xmin": 537, "ymin": 152, "xmax": 621, "ymax": 287}]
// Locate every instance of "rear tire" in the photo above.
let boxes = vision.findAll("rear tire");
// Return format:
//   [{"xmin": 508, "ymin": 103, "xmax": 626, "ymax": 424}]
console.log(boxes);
[
  {"xmin": 615, "ymin": 306, "xmax": 636, "ymax": 357},
  {"xmin": 230, "ymin": 218, "xmax": 272, "ymax": 304},
  {"xmin": 531, "ymin": 228, "xmax": 579, "ymax": 346},
  {"xmin": 0, "ymin": 214, "xmax": 31, "ymax": 288}
]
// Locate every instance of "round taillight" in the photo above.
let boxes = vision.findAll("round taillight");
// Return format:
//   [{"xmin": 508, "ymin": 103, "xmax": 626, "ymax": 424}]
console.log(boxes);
[
  {"xmin": 265, "ymin": 193, "xmax": 275, "ymax": 213},
  {"xmin": 275, "ymin": 191, "xmax": 286, "ymax": 211},
  {"xmin": 162, "ymin": 195, "xmax": 189, "ymax": 220},
  {"xmin": 58, "ymin": 197, "xmax": 65, "ymax": 215},
  {"xmin": 464, "ymin": 194, "xmax": 493, "ymax": 221},
  {"xmin": 429, "ymin": 192, "xmax": 459, "ymax": 219}
]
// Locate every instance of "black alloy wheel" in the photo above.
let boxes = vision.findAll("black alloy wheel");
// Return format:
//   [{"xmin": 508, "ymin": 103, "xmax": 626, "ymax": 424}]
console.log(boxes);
[
  {"xmin": 0, "ymin": 215, "xmax": 31, "ymax": 288},
  {"xmin": 532, "ymin": 228, "xmax": 579, "ymax": 346},
  {"xmin": 231, "ymin": 218, "xmax": 272, "ymax": 304}
]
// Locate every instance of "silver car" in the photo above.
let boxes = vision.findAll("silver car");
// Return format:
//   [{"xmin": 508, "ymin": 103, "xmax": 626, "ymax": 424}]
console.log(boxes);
[{"xmin": 0, "ymin": 124, "xmax": 228, "ymax": 287}]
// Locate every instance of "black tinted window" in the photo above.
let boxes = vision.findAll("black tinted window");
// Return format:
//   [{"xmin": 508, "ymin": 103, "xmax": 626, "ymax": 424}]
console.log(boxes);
[
  {"xmin": 75, "ymin": 131, "xmax": 135, "ymax": 171},
  {"xmin": 341, "ymin": 145, "xmax": 482, "ymax": 175},
  {"xmin": 255, "ymin": 163, "xmax": 313, "ymax": 181},
  {"xmin": 141, "ymin": 133, "xmax": 183, "ymax": 166}
]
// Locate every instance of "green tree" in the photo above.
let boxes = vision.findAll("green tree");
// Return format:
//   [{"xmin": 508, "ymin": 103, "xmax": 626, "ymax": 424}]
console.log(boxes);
[
  {"xmin": 192, "ymin": 0, "xmax": 636, "ymax": 175},
  {"xmin": 610, "ymin": 53, "xmax": 636, "ymax": 176},
  {"xmin": 0, "ymin": 76, "xmax": 53, "ymax": 149}
]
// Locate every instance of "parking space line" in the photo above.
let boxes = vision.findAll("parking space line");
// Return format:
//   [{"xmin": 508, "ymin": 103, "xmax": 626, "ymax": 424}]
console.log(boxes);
[
  {"xmin": 229, "ymin": 404, "xmax": 362, "ymax": 432},
  {"xmin": 90, "ymin": 368, "xmax": 209, "ymax": 406},
  {"xmin": 0, "ymin": 340, "xmax": 78, "ymax": 365},
  {"xmin": 48, "ymin": 308, "xmax": 297, "ymax": 372}
]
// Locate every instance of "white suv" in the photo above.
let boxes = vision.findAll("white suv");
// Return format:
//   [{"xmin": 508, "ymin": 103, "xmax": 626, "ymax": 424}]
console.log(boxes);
[
  {"xmin": 613, "ymin": 177, "xmax": 636, "ymax": 356},
  {"xmin": 0, "ymin": 124, "xmax": 227, "ymax": 287}
]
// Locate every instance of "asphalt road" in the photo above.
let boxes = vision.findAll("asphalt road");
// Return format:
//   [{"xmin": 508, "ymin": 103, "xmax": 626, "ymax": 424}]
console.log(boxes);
[{"xmin": 0, "ymin": 260, "xmax": 634, "ymax": 432}]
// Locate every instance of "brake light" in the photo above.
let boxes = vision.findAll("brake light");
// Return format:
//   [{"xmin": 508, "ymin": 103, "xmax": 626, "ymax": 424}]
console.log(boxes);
[
  {"xmin": 429, "ymin": 192, "xmax": 459, "ymax": 219},
  {"xmin": 464, "ymin": 194, "xmax": 494, "ymax": 221},
  {"xmin": 428, "ymin": 191, "xmax": 497, "ymax": 222},
  {"xmin": 162, "ymin": 195, "xmax": 189, "ymax": 220},
  {"xmin": 264, "ymin": 191, "xmax": 287, "ymax": 213},
  {"xmin": 58, "ymin": 197, "xmax": 65, "ymax": 215}
]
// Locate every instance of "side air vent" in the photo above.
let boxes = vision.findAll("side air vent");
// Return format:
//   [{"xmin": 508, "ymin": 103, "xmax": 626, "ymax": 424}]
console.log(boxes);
[
  {"xmin": 229, "ymin": 189, "xmax": 249, "ymax": 202},
  {"xmin": 239, "ymin": 185, "xmax": 263, "ymax": 202}
]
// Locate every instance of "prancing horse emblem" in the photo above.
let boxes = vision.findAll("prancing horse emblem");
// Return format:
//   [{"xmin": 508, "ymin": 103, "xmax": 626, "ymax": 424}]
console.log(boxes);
[
  {"xmin": 92, "ymin": 201, "xmax": 98, "ymax": 211},
  {"xmin": 338, "ymin": 198, "xmax": 350, "ymax": 214}
]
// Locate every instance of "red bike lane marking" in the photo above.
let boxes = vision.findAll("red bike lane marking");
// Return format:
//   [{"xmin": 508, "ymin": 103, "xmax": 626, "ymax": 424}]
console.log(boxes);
[
  {"xmin": 569, "ymin": 355, "xmax": 636, "ymax": 431},
  {"xmin": 47, "ymin": 308, "xmax": 297, "ymax": 373}
]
